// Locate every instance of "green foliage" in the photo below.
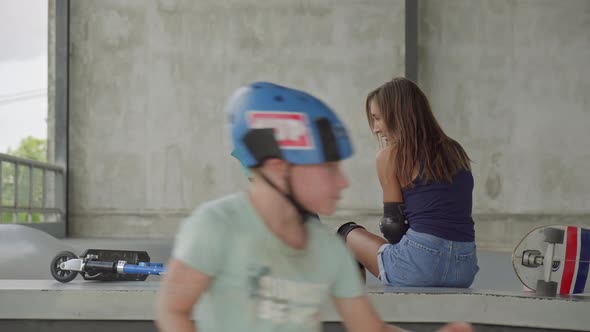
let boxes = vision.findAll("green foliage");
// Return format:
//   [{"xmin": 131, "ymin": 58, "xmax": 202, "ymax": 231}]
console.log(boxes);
[
  {"xmin": 6, "ymin": 136, "xmax": 47, "ymax": 161},
  {"xmin": 1, "ymin": 136, "xmax": 48, "ymax": 223}
]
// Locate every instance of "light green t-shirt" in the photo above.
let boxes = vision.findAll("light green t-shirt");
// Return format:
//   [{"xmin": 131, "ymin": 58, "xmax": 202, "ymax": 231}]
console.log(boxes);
[{"xmin": 172, "ymin": 192, "xmax": 364, "ymax": 332}]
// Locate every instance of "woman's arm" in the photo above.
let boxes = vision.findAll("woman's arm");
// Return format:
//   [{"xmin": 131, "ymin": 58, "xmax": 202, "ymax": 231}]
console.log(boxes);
[
  {"xmin": 155, "ymin": 259, "xmax": 212, "ymax": 332},
  {"xmin": 376, "ymin": 146, "xmax": 403, "ymax": 202}
]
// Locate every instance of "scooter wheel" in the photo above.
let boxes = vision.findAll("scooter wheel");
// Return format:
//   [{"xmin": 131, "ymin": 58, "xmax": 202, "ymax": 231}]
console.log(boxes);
[{"xmin": 50, "ymin": 251, "xmax": 79, "ymax": 283}]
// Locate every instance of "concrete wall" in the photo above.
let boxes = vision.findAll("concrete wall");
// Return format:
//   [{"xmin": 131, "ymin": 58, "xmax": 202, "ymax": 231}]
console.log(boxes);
[
  {"xmin": 67, "ymin": 0, "xmax": 590, "ymax": 249},
  {"xmin": 418, "ymin": 0, "xmax": 590, "ymax": 249},
  {"xmin": 68, "ymin": 0, "xmax": 405, "ymax": 237}
]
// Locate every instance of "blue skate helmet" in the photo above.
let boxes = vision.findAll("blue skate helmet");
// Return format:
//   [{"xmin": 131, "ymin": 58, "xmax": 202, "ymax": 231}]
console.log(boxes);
[
  {"xmin": 230, "ymin": 147, "xmax": 252, "ymax": 179},
  {"xmin": 227, "ymin": 81, "xmax": 354, "ymax": 221},
  {"xmin": 228, "ymin": 81, "xmax": 353, "ymax": 167}
]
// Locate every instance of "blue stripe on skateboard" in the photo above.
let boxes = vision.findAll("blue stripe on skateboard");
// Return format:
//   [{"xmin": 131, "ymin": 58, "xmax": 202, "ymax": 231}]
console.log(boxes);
[{"xmin": 573, "ymin": 228, "xmax": 590, "ymax": 294}]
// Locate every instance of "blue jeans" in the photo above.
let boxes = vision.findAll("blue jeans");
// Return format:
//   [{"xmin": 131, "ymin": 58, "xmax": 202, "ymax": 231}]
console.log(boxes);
[{"xmin": 377, "ymin": 228, "xmax": 479, "ymax": 287}]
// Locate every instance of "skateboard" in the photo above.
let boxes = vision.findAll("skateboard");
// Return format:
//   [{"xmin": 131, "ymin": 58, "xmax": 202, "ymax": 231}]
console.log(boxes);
[
  {"xmin": 50, "ymin": 249, "xmax": 165, "ymax": 283},
  {"xmin": 512, "ymin": 225, "xmax": 590, "ymax": 296}
]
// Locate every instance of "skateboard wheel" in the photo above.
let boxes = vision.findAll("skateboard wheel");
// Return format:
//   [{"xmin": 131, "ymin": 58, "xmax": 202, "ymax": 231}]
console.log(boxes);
[
  {"xmin": 536, "ymin": 280, "xmax": 558, "ymax": 296},
  {"xmin": 50, "ymin": 251, "xmax": 79, "ymax": 283},
  {"xmin": 543, "ymin": 228, "xmax": 564, "ymax": 244}
]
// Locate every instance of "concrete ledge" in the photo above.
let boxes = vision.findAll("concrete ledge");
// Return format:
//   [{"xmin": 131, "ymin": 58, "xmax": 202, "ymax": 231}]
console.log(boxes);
[
  {"xmin": 0, "ymin": 280, "xmax": 588, "ymax": 331},
  {"xmin": 68, "ymin": 211, "xmax": 590, "ymax": 252},
  {"xmin": 355, "ymin": 286, "xmax": 590, "ymax": 331}
]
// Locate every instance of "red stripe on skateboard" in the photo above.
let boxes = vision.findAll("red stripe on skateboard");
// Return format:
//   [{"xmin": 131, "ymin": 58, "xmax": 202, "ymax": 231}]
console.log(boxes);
[{"xmin": 560, "ymin": 227, "xmax": 579, "ymax": 294}]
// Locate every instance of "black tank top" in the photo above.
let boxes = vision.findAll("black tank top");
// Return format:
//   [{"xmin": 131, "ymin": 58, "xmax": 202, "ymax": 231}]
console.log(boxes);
[{"xmin": 402, "ymin": 163, "xmax": 475, "ymax": 242}]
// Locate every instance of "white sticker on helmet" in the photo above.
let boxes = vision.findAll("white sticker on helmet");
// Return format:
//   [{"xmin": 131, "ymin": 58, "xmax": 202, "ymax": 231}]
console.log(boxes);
[{"xmin": 247, "ymin": 111, "xmax": 314, "ymax": 149}]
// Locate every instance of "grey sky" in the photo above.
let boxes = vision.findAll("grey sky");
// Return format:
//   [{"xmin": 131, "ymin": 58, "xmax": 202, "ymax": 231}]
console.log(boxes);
[
  {"xmin": 0, "ymin": 0, "xmax": 48, "ymax": 152},
  {"xmin": 0, "ymin": 0, "xmax": 47, "ymax": 61}
]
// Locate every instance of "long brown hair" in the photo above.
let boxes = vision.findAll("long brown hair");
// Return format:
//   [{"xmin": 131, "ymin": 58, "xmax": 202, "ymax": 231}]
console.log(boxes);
[{"xmin": 366, "ymin": 77, "xmax": 471, "ymax": 188}]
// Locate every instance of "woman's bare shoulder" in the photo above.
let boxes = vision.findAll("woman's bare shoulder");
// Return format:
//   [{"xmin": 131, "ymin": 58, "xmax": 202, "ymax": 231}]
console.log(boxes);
[
  {"xmin": 375, "ymin": 144, "xmax": 398, "ymax": 167},
  {"xmin": 375, "ymin": 145, "xmax": 403, "ymax": 201},
  {"xmin": 375, "ymin": 145, "xmax": 398, "ymax": 181}
]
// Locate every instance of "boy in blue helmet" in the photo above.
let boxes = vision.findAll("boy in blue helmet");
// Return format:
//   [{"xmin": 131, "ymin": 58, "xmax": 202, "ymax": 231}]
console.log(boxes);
[{"xmin": 156, "ymin": 82, "xmax": 473, "ymax": 332}]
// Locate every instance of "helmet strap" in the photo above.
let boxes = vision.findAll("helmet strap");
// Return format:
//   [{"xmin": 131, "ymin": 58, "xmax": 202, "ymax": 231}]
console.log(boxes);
[{"xmin": 257, "ymin": 165, "xmax": 315, "ymax": 223}]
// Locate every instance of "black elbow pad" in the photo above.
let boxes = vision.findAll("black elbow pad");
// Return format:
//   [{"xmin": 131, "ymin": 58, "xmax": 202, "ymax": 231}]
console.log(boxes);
[{"xmin": 379, "ymin": 202, "xmax": 409, "ymax": 244}]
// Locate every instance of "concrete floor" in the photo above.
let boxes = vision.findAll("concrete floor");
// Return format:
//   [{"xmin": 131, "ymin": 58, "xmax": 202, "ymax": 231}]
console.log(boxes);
[
  {"xmin": 3, "ymin": 224, "xmax": 590, "ymax": 331},
  {"xmin": 0, "ymin": 224, "xmax": 523, "ymax": 291},
  {"xmin": 60, "ymin": 237, "xmax": 523, "ymax": 291}
]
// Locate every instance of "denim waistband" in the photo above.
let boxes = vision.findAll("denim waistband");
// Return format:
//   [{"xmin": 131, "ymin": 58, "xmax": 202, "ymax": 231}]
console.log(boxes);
[{"xmin": 406, "ymin": 228, "xmax": 475, "ymax": 250}]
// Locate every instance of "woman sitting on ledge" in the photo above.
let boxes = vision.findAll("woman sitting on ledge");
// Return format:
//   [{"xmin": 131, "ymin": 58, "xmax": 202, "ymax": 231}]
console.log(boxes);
[{"xmin": 337, "ymin": 77, "xmax": 479, "ymax": 288}]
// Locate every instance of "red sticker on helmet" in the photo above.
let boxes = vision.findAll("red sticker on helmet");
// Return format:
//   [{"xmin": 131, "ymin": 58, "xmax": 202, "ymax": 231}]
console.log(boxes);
[{"xmin": 247, "ymin": 111, "xmax": 314, "ymax": 149}]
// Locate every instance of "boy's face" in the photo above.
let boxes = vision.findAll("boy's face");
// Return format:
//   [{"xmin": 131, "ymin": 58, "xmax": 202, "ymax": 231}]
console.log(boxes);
[{"xmin": 289, "ymin": 162, "xmax": 349, "ymax": 215}]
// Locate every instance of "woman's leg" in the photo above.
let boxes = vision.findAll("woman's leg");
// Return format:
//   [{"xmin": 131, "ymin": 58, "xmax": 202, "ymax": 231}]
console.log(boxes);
[
  {"xmin": 344, "ymin": 228, "xmax": 388, "ymax": 279},
  {"xmin": 358, "ymin": 263, "xmax": 366, "ymax": 284}
]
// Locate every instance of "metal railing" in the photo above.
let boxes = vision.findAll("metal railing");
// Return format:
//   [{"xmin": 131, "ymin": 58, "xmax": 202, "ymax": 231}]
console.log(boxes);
[{"xmin": 0, "ymin": 153, "xmax": 65, "ymax": 224}]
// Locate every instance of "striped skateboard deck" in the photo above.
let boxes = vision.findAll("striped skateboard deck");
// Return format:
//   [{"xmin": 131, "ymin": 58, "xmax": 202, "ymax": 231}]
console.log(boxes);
[{"xmin": 512, "ymin": 225, "xmax": 590, "ymax": 296}]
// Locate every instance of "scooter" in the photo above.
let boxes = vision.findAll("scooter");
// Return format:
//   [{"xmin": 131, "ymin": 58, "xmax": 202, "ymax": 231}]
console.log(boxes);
[{"xmin": 50, "ymin": 249, "xmax": 165, "ymax": 283}]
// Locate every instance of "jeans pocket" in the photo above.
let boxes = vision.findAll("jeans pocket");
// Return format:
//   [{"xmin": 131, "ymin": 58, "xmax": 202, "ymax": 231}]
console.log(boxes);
[
  {"xmin": 396, "ymin": 237, "xmax": 442, "ymax": 284},
  {"xmin": 454, "ymin": 251, "xmax": 479, "ymax": 287}
]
